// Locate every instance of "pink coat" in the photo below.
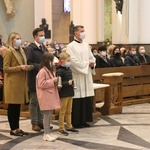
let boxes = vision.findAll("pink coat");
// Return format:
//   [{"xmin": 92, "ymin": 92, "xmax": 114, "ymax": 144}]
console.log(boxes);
[{"xmin": 36, "ymin": 67, "xmax": 61, "ymax": 110}]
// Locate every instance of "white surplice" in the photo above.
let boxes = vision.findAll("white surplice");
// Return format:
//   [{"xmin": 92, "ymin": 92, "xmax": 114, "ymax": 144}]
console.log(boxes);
[{"xmin": 67, "ymin": 41, "xmax": 96, "ymax": 98}]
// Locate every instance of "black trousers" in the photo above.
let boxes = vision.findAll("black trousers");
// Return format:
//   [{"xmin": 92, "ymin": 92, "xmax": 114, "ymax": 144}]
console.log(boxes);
[
  {"xmin": 72, "ymin": 97, "xmax": 93, "ymax": 127},
  {"xmin": 7, "ymin": 104, "xmax": 21, "ymax": 130}
]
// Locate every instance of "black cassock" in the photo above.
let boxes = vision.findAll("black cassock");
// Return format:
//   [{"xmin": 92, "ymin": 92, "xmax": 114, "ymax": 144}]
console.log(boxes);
[{"xmin": 71, "ymin": 97, "xmax": 93, "ymax": 127}]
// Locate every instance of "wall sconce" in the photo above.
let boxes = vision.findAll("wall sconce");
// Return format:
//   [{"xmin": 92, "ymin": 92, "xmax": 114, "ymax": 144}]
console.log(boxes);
[{"xmin": 114, "ymin": 0, "xmax": 123, "ymax": 14}]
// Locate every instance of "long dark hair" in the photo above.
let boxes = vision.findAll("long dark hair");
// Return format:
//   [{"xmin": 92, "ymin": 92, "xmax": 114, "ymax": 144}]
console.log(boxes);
[{"xmin": 39, "ymin": 52, "xmax": 54, "ymax": 76}]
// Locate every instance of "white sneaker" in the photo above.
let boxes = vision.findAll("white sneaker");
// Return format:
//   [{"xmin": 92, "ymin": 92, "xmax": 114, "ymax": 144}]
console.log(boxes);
[
  {"xmin": 50, "ymin": 133, "xmax": 58, "ymax": 139},
  {"xmin": 43, "ymin": 134, "xmax": 56, "ymax": 142}
]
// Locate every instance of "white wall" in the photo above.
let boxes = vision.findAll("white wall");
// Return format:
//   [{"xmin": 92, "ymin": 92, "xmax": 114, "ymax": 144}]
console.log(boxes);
[
  {"xmin": 71, "ymin": 0, "xmax": 97, "ymax": 44},
  {"xmin": 139, "ymin": 0, "xmax": 150, "ymax": 43},
  {"xmin": 112, "ymin": 0, "xmax": 150, "ymax": 44},
  {"xmin": 34, "ymin": 0, "xmax": 52, "ymax": 39},
  {"xmin": 0, "ymin": 0, "xmax": 34, "ymax": 42}
]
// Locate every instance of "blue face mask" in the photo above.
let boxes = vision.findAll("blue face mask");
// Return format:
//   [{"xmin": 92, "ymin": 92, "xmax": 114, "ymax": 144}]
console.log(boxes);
[
  {"xmin": 64, "ymin": 62, "xmax": 71, "ymax": 68},
  {"xmin": 15, "ymin": 39, "xmax": 22, "ymax": 47},
  {"xmin": 39, "ymin": 36, "xmax": 45, "ymax": 44},
  {"xmin": 80, "ymin": 32, "xmax": 86, "ymax": 39}
]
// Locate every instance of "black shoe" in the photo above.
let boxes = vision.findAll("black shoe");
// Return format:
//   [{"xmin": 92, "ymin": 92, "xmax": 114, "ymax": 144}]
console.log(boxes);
[
  {"xmin": 82, "ymin": 123, "xmax": 91, "ymax": 127},
  {"xmin": 10, "ymin": 130, "xmax": 23, "ymax": 136},
  {"xmin": 18, "ymin": 130, "xmax": 28, "ymax": 135},
  {"xmin": 73, "ymin": 125, "xmax": 84, "ymax": 129},
  {"xmin": 67, "ymin": 128, "xmax": 79, "ymax": 133},
  {"xmin": 59, "ymin": 130, "xmax": 68, "ymax": 136}
]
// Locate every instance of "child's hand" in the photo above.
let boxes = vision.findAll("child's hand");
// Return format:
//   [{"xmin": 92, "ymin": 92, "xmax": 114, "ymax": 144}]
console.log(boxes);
[
  {"xmin": 53, "ymin": 77, "xmax": 58, "ymax": 83},
  {"xmin": 68, "ymin": 79, "xmax": 73, "ymax": 85}
]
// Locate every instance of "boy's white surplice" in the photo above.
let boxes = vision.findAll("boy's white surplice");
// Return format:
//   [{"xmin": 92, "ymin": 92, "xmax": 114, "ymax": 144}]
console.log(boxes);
[{"xmin": 67, "ymin": 41, "xmax": 96, "ymax": 98}]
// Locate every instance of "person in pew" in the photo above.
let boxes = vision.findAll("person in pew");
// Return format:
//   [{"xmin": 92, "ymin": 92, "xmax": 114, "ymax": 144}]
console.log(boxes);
[
  {"xmin": 136, "ymin": 46, "xmax": 150, "ymax": 64},
  {"xmin": 67, "ymin": 25, "xmax": 96, "ymax": 128},
  {"xmin": 3, "ymin": 32, "xmax": 33, "ymax": 136},
  {"xmin": 110, "ymin": 47, "xmax": 124, "ymax": 67},
  {"xmin": 91, "ymin": 47, "xmax": 98, "ymax": 56},
  {"xmin": 95, "ymin": 46, "xmax": 111, "ymax": 68},
  {"xmin": 120, "ymin": 46, "xmax": 128, "ymax": 58},
  {"xmin": 124, "ymin": 46, "xmax": 140, "ymax": 66},
  {"xmin": 107, "ymin": 44, "xmax": 116, "ymax": 59},
  {"xmin": 0, "ymin": 46, "xmax": 6, "ymax": 101}
]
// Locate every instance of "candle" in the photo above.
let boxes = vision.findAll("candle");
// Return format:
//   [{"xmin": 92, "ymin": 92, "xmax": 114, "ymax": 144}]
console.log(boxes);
[
  {"xmin": 73, "ymin": 79, "xmax": 77, "ymax": 89},
  {"xmin": 58, "ymin": 76, "xmax": 62, "ymax": 88}
]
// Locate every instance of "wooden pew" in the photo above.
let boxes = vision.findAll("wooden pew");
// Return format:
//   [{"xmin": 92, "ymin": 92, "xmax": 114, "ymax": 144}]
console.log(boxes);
[{"xmin": 93, "ymin": 65, "xmax": 150, "ymax": 106}]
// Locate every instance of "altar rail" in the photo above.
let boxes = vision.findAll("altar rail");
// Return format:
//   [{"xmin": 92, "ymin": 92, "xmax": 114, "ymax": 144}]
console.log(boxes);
[{"xmin": 93, "ymin": 65, "xmax": 150, "ymax": 106}]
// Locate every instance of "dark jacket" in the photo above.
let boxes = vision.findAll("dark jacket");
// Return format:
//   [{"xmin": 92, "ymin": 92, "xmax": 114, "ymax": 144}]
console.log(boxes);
[
  {"xmin": 95, "ymin": 55, "xmax": 111, "ymax": 68},
  {"xmin": 26, "ymin": 43, "xmax": 47, "ymax": 92},
  {"xmin": 0, "ymin": 55, "xmax": 3, "ymax": 72},
  {"xmin": 124, "ymin": 53, "xmax": 140, "ymax": 66},
  {"xmin": 137, "ymin": 53, "xmax": 150, "ymax": 64},
  {"xmin": 110, "ymin": 55, "xmax": 124, "ymax": 67},
  {"xmin": 56, "ymin": 65, "xmax": 74, "ymax": 98}
]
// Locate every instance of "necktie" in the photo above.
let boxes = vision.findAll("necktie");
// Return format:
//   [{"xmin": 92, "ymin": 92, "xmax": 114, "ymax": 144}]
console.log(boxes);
[{"xmin": 39, "ymin": 45, "xmax": 44, "ymax": 52}]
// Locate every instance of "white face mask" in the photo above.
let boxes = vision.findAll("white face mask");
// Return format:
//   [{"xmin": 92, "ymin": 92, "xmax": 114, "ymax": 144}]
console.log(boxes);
[
  {"xmin": 102, "ymin": 51, "xmax": 107, "ymax": 57},
  {"xmin": 93, "ymin": 52, "xmax": 98, "ymax": 56},
  {"xmin": 38, "ymin": 36, "xmax": 45, "ymax": 44},
  {"xmin": 132, "ymin": 51, "xmax": 136, "ymax": 55},
  {"xmin": 15, "ymin": 39, "xmax": 22, "ymax": 47},
  {"xmin": 140, "ymin": 49, "xmax": 145, "ymax": 54},
  {"xmin": 80, "ymin": 32, "xmax": 86, "ymax": 39}
]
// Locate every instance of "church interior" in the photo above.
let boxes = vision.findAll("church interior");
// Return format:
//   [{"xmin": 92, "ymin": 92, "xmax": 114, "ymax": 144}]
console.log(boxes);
[{"xmin": 1, "ymin": 0, "xmax": 150, "ymax": 149}]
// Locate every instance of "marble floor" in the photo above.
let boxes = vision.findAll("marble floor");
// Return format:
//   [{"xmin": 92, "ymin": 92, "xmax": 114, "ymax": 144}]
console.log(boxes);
[{"xmin": 1, "ymin": 103, "xmax": 150, "ymax": 150}]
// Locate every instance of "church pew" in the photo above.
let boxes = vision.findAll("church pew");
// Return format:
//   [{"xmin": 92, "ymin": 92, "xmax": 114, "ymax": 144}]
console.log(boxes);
[{"xmin": 93, "ymin": 65, "xmax": 150, "ymax": 106}]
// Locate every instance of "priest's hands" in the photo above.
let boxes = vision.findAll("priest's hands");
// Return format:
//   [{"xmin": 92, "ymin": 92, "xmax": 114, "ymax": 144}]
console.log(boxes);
[{"xmin": 89, "ymin": 61, "xmax": 95, "ymax": 67}]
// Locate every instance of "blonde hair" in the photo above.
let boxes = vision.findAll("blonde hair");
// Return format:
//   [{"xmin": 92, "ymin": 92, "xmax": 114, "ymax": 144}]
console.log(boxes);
[
  {"xmin": 59, "ymin": 52, "xmax": 70, "ymax": 61},
  {"xmin": 107, "ymin": 44, "xmax": 115, "ymax": 55},
  {"xmin": 61, "ymin": 47, "xmax": 67, "ymax": 53},
  {"xmin": 7, "ymin": 32, "xmax": 20, "ymax": 48}
]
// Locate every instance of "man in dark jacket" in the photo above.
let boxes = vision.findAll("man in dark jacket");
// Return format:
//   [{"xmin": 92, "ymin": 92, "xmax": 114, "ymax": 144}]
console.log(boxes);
[
  {"xmin": 124, "ymin": 46, "xmax": 140, "ymax": 66},
  {"xmin": 137, "ymin": 46, "xmax": 150, "ymax": 64},
  {"xmin": 26, "ymin": 28, "xmax": 47, "ymax": 131}
]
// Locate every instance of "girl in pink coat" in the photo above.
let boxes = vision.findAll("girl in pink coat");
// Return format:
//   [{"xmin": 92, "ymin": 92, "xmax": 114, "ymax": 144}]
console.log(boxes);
[{"xmin": 36, "ymin": 52, "xmax": 61, "ymax": 142}]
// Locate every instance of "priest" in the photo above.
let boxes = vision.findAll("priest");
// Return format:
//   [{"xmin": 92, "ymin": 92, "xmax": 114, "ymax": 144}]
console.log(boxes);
[{"xmin": 67, "ymin": 25, "xmax": 96, "ymax": 128}]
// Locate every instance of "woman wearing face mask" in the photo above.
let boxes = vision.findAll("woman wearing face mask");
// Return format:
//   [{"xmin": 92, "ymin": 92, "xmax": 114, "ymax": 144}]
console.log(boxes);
[
  {"xmin": 109, "ymin": 47, "xmax": 124, "ymax": 67},
  {"xmin": 3, "ymin": 32, "xmax": 33, "ymax": 136},
  {"xmin": 124, "ymin": 46, "xmax": 140, "ymax": 66},
  {"xmin": 136, "ymin": 46, "xmax": 150, "ymax": 64},
  {"xmin": 95, "ymin": 46, "xmax": 111, "ymax": 68}
]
